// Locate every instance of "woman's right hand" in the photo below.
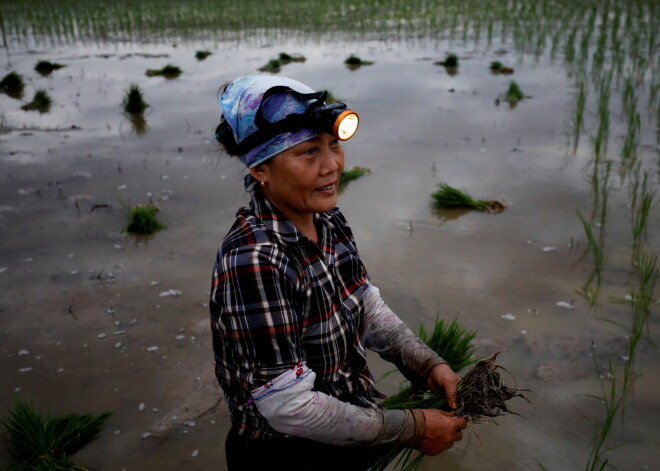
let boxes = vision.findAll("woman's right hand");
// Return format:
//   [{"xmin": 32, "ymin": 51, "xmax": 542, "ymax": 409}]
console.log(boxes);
[{"xmin": 417, "ymin": 409, "xmax": 468, "ymax": 456}]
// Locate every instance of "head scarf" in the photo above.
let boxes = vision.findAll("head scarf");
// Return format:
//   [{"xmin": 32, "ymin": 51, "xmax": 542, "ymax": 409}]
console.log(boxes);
[{"xmin": 220, "ymin": 76, "xmax": 320, "ymax": 168}]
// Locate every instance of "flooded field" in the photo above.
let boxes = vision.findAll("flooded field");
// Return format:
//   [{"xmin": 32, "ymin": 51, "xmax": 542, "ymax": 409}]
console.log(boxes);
[{"xmin": 0, "ymin": 1, "xmax": 658, "ymax": 470}]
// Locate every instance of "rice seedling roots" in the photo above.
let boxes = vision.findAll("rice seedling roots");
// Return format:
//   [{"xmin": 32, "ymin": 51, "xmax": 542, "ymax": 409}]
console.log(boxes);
[{"xmin": 455, "ymin": 351, "xmax": 532, "ymax": 423}]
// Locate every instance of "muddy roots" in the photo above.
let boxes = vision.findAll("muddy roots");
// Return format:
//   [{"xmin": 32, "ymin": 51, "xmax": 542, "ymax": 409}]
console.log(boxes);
[{"xmin": 455, "ymin": 351, "xmax": 532, "ymax": 423}]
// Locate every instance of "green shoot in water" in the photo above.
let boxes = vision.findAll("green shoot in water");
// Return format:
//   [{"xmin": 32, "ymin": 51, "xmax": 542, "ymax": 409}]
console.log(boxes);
[
  {"xmin": 122, "ymin": 83, "xmax": 149, "ymax": 115},
  {"xmin": 34, "ymin": 60, "xmax": 65, "ymax": 75},
  {"xmin": 21, "ymin": 89, "xmax": 52, "ymax": 113},
  {"xmin": 124, "ymin": 204, "xmax": 165, "ymax": 235},
  {"xmin": 0, "ymin": 398, "xmax": 111, "ymax": 470},
  {"xmin": 0, "ymin": 71, "xmax": 25, "ymax": 99},
  {"xmin": 145, "ymin": 64, "xmax": 182, "ymax": 78},
  {"xmin": 339, "ymin": 167, "xmax": 370, "ymax": 189}
]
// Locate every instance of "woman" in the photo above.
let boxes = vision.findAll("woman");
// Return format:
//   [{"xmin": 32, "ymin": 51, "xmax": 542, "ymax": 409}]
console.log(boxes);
[{"xmin": 210, "ymin": 75, "xmax": 468, "ymax": 470}]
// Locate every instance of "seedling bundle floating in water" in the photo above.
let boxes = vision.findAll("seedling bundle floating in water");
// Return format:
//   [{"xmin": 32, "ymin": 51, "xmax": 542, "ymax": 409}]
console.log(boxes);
[
  {"xmin": 34, "ymin": 60, "xmax": 65, "ymax": 75},
  {"xmin": 339, "ymin": 166, "xmax": 370, "ymax": 189},
  {"xmin": 124, "ymin": 203, "xmax": 165, "ymax": 235},
  {"xmin": 0, "ymin": 399, "xmax": 111, "ymax": 470},
  {"xmin": 431, "ymin": 183, "xmax": 506, "ymax": 214},
  {"xmin": 145, "ymin": 64, "xmax": 182, "ymax": 78},
  {"xmin": 259, "ymin": 52, "xmax": 306, "ymax": 73},
  {"xmin": 344, "ymin": 55, "xmax": 374, "ymax": 70},
  {"xmin": 21, "ymin": 89, "xmax": 53, "ymax": 113},
  {"xmin": 0, "ymin": 71, "xmax": 25, "ymax": 99}
]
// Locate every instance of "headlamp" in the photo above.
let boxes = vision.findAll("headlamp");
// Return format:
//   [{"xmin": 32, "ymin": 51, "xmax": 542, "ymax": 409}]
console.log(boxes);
[{"xmin": 232, "ymin": 86, "xmax": 359, "ymax": 156}]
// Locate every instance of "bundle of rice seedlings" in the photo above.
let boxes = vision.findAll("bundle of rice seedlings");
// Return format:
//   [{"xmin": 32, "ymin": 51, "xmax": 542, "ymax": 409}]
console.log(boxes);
[
  {"xmin": 278, "ymin": 52, "xmax": 306, "ymax": 64},
  {"xmin": 0, "ymin": 71, "xmax": 25, "ymax": 99},
  {"xmin": 434, "ymin": 53, "xmax": 459, "ymax": 68},
  {"xmin": 0, "ymin": 398, "xmax": 111, "ymax": 470},
  {"xmin": 21, "ymin": 89, "xmax": 53, "ymax": 113},
  {"xmin": 124, "ymin": 204, "xmax": 164, "ymax": 235},
  {"xmin": 195, "ymin": 50, "xmax": 212, "ymax": 60},
  {"xmin": 489, "ymin": 62, "xmax": 514, "ymax": 74},
  {"xmin": 259, "ymin": 58, "xmax": 282, "ymax": 73},
  {"xmin": 34, "ymin": 60, "xmax": 65, "ymax": 75},
  {"xmin": 339, "ymin": 166, "xmax": 370, "ymax": 189},
  {"xmin": 372, "ymin": 350, "xmax": 532, "ymax": 471},
  {"xmin": 122, "ymin": 84, "xmax": 149, "ymax": 115},
  {"xmin": 504, "ymin": 80, "xmax": 526, "ymax": 102},
  {"xmin": 344, "ymin": 55, "xmax": 374, "ymax": 69},
  {"xmin": 431, "ymin": 183, "xmax": 505, "ymax": 213},
  {"xmin": 145, "ymin": 64, "xmax": 182, "ymax": 78}
]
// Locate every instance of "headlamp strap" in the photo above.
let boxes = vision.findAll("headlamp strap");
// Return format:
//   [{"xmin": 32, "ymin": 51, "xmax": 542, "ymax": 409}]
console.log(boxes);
[{"xmin": 238, "ymin": 87, "xmax": 328, "ymax": 156}]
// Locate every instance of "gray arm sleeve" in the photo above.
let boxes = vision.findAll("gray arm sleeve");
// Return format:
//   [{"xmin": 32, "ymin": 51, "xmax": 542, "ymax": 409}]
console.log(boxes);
[
  {"xmin": 362, "ymin": 284, "xmax": 445, "ymax": 380},
  {"xmin": 252, "ymin": 363, "xmax": 421, "ymax": 447}
]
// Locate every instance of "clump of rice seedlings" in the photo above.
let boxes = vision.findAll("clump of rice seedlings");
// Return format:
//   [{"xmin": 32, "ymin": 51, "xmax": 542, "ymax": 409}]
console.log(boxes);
[
  {"xmin": 435, "ymin": 53, "xmax": 459, "ymax": 68},
  {"xmin": 124, "ymin": 204, "xmax": 164, "ymax": 235},
  {"xmin": 0, "ymin": 71, "xmax": 25, "ymax": 99},
  {"xmin": 259, "ymin": 53, "xmax": 306, "ymax": 73},
  {"xmin": 576, "ymin": 211, "xmax": 606, "ymax": 306},
  {"xmin": 34, "ymin": 60, "xmax": 65, "ymax": 75},
  {"xmin": 278, "ymin": 52, "xmax": 306, "ymax": 64},
  {"xmin": 21, "ymin": 89, "xmax": 52, "ymax": 113},
  {"xmin": 195, "ymin": 50, "xmax": 212, "ymax": 60},
  {"xmin": 0, "ymin": 398, "xmax": 111, "ymax": 470},
  {"xmin": 375, "ymin": 349, "xmax": 531, "ymax": 471},
  {"xmin": 431, "ymin": 183, "xmax": 505, "ymax": 214},
  {"xmin": 122, "ymin": 83, "xmax": 149, "ymax": 115},
  {"xmin": 145, "ymin": 64, "xmax": 182, "ymax": 78},
  {"xmin": 489, "ymin": 61, "xmax": 514, "ymax": 74},
  {"xmin": 339, "ymin": 166, "xmax": 370, "ymax": 189},
  {"xmin": 344, "ymin": 55, "xmax": 374, "ymax": 69},
  {"xmin": 503, "ymin": 80, "xmax": 528, "ymax": 104},
  {"xmin": 259, "ymin": 58, "xmax": 282, "ymax": 73}
]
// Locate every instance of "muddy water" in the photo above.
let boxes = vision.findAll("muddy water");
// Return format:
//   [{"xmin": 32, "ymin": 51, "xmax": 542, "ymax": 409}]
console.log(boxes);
[{"xmin": 1, "ymin": 34, "xmax": 658, "ymax": 471}]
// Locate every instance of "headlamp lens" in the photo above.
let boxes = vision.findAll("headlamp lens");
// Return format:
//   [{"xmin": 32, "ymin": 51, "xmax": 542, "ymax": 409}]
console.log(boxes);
[{"xmin": 333, "ymin": 110, "xmax": 359, "ymax": 141}]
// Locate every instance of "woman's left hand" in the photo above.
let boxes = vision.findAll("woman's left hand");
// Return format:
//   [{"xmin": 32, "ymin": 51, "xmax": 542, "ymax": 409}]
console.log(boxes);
[{"xmin": 426, "ymin": 363, "xmax": 461, "ymax": 409}]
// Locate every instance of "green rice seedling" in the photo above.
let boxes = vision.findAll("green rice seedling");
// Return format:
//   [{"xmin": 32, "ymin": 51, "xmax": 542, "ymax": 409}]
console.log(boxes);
[
  {"xmin": 489, "ymin": 61, "xmax": 513, "ymax": 75},
  {"xmin": 145, "ymin": 64, "xmax": 182, "ymax": 78},
  {"xmin": 338, "ymin": 166, "xmax": 370, "ymax": 189},
  {"xmin": 344, "ymin": 55, "xmax": 374, "ymax": 70},
  {"xmin": 122, "ymin": 83, "xmax": 149, "ymax": 115},
  {"xmin": 259, "ymin": 58, "xmax": 281, "ymax": 73},
  {"xmin": 124, "ymin": 203, "xmax": 164, "ymax": 235},
  {"xmin": 620, "ymin": 110, "xmax": 640, "ymax": 174},
  {"xmin": 432, "ymin": 183, "xmax": 504, "ymax": 213},
  {"xmin": 576, "ymin": 212, "xmax": 606, "ymax": 306},
  {"xmin": 0, "ymin": 398, "xmax": 111, "ymax": 470},
  {"xmin": 34, "ymin": 60, "xmax": 65, "ymax": 75},
  {"xmin": 504, "ymin": 80, "xmax": 526, "ymax": 103},
  {"xmin": 277, "ymin": 52, "xmax": 305, "ymax": 64},
  {"xmin": 195, "ymin": 49, "xmax": 212, "ymax": 60},
  {"xmin": 571, "ymin": 80, "xmax": 587, "ymax": 153},
  {"xmin": 21, "ymin": 89, "xmax": 52, "ymax": 113},
  {"xmin": 435, "ymin": 53, "xmax": 458, "ymax": 68},
  {"xmin": 0, "ymin": 71, "xmax": 25, "ymax": 99},
  {"xmin": 630, "ymin": 170, "xmax": 654, "ymax": 266}
]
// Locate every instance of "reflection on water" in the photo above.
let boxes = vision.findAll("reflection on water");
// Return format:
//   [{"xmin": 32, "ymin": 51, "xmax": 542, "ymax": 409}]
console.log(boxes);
[{"xmin": 0, "ymin": 1, "xmax": 658, "ymax": 471}]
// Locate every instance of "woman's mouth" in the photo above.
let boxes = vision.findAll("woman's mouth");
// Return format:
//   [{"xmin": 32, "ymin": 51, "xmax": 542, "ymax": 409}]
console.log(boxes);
[{"xmin": 316, "ymin": 183, "xmax": 336, "ymax": 193}]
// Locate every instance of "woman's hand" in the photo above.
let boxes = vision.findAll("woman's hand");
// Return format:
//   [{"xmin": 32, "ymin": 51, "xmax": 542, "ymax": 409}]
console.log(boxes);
[
  {"xmin": 417, "ymin": 409, "xmax": 468, "ymax": 456},
  {"xmin": 426, "ymin": 363, "xmax": 461, "ymax": 409}
]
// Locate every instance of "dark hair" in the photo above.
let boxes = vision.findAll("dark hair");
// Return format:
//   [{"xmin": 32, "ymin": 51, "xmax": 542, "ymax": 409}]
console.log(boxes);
[{"xmin": 215, "ymin": 118, "xmax": 240, "ymax": 156}]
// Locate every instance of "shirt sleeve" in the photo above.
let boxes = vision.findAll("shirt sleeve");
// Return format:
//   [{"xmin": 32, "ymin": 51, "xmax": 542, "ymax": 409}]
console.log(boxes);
[
  {"xmin": 362, "ymin": 284, "xmax": 445, "ymax": 382},
  {"xmin": 211, "ymin": 244, "xmax": 305, "ymax": 385},
  {"xmin": 251, "ymin": 362, "xmax": 423, "ymax": 447}
]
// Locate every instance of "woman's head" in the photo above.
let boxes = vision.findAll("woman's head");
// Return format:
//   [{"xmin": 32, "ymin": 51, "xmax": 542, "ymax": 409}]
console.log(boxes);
[{"xmin": 215, "ymin": 75, "xmax": 358, "ymax": 168}]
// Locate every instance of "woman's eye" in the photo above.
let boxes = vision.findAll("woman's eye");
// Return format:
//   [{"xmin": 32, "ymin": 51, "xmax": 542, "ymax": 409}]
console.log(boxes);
[{"xmin": 304, "ymin": 146, "xmax": 319, "ymax": 155}]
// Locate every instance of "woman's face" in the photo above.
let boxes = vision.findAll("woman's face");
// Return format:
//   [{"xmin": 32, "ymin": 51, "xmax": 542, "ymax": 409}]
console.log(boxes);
[{"xmin": 251, "ymin": 133, "xmax": 345, "ymax": 226}]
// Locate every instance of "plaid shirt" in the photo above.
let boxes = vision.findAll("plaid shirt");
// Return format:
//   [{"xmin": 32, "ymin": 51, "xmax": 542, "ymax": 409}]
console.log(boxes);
[{"xmin": 210, "ymin": 190, "xmax": 381, "ymax": 439}]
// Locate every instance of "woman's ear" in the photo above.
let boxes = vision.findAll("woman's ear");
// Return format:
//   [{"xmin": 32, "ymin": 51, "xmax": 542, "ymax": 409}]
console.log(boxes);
[{"xmin": 250, "ymin": 165, "xmax": 267, "ymax": 184}]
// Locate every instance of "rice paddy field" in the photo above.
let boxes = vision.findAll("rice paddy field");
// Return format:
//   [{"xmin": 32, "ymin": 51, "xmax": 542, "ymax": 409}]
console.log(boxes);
[{"xmin": 0, "ymin": 0, "xmax": 658, "ymax": 470}]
